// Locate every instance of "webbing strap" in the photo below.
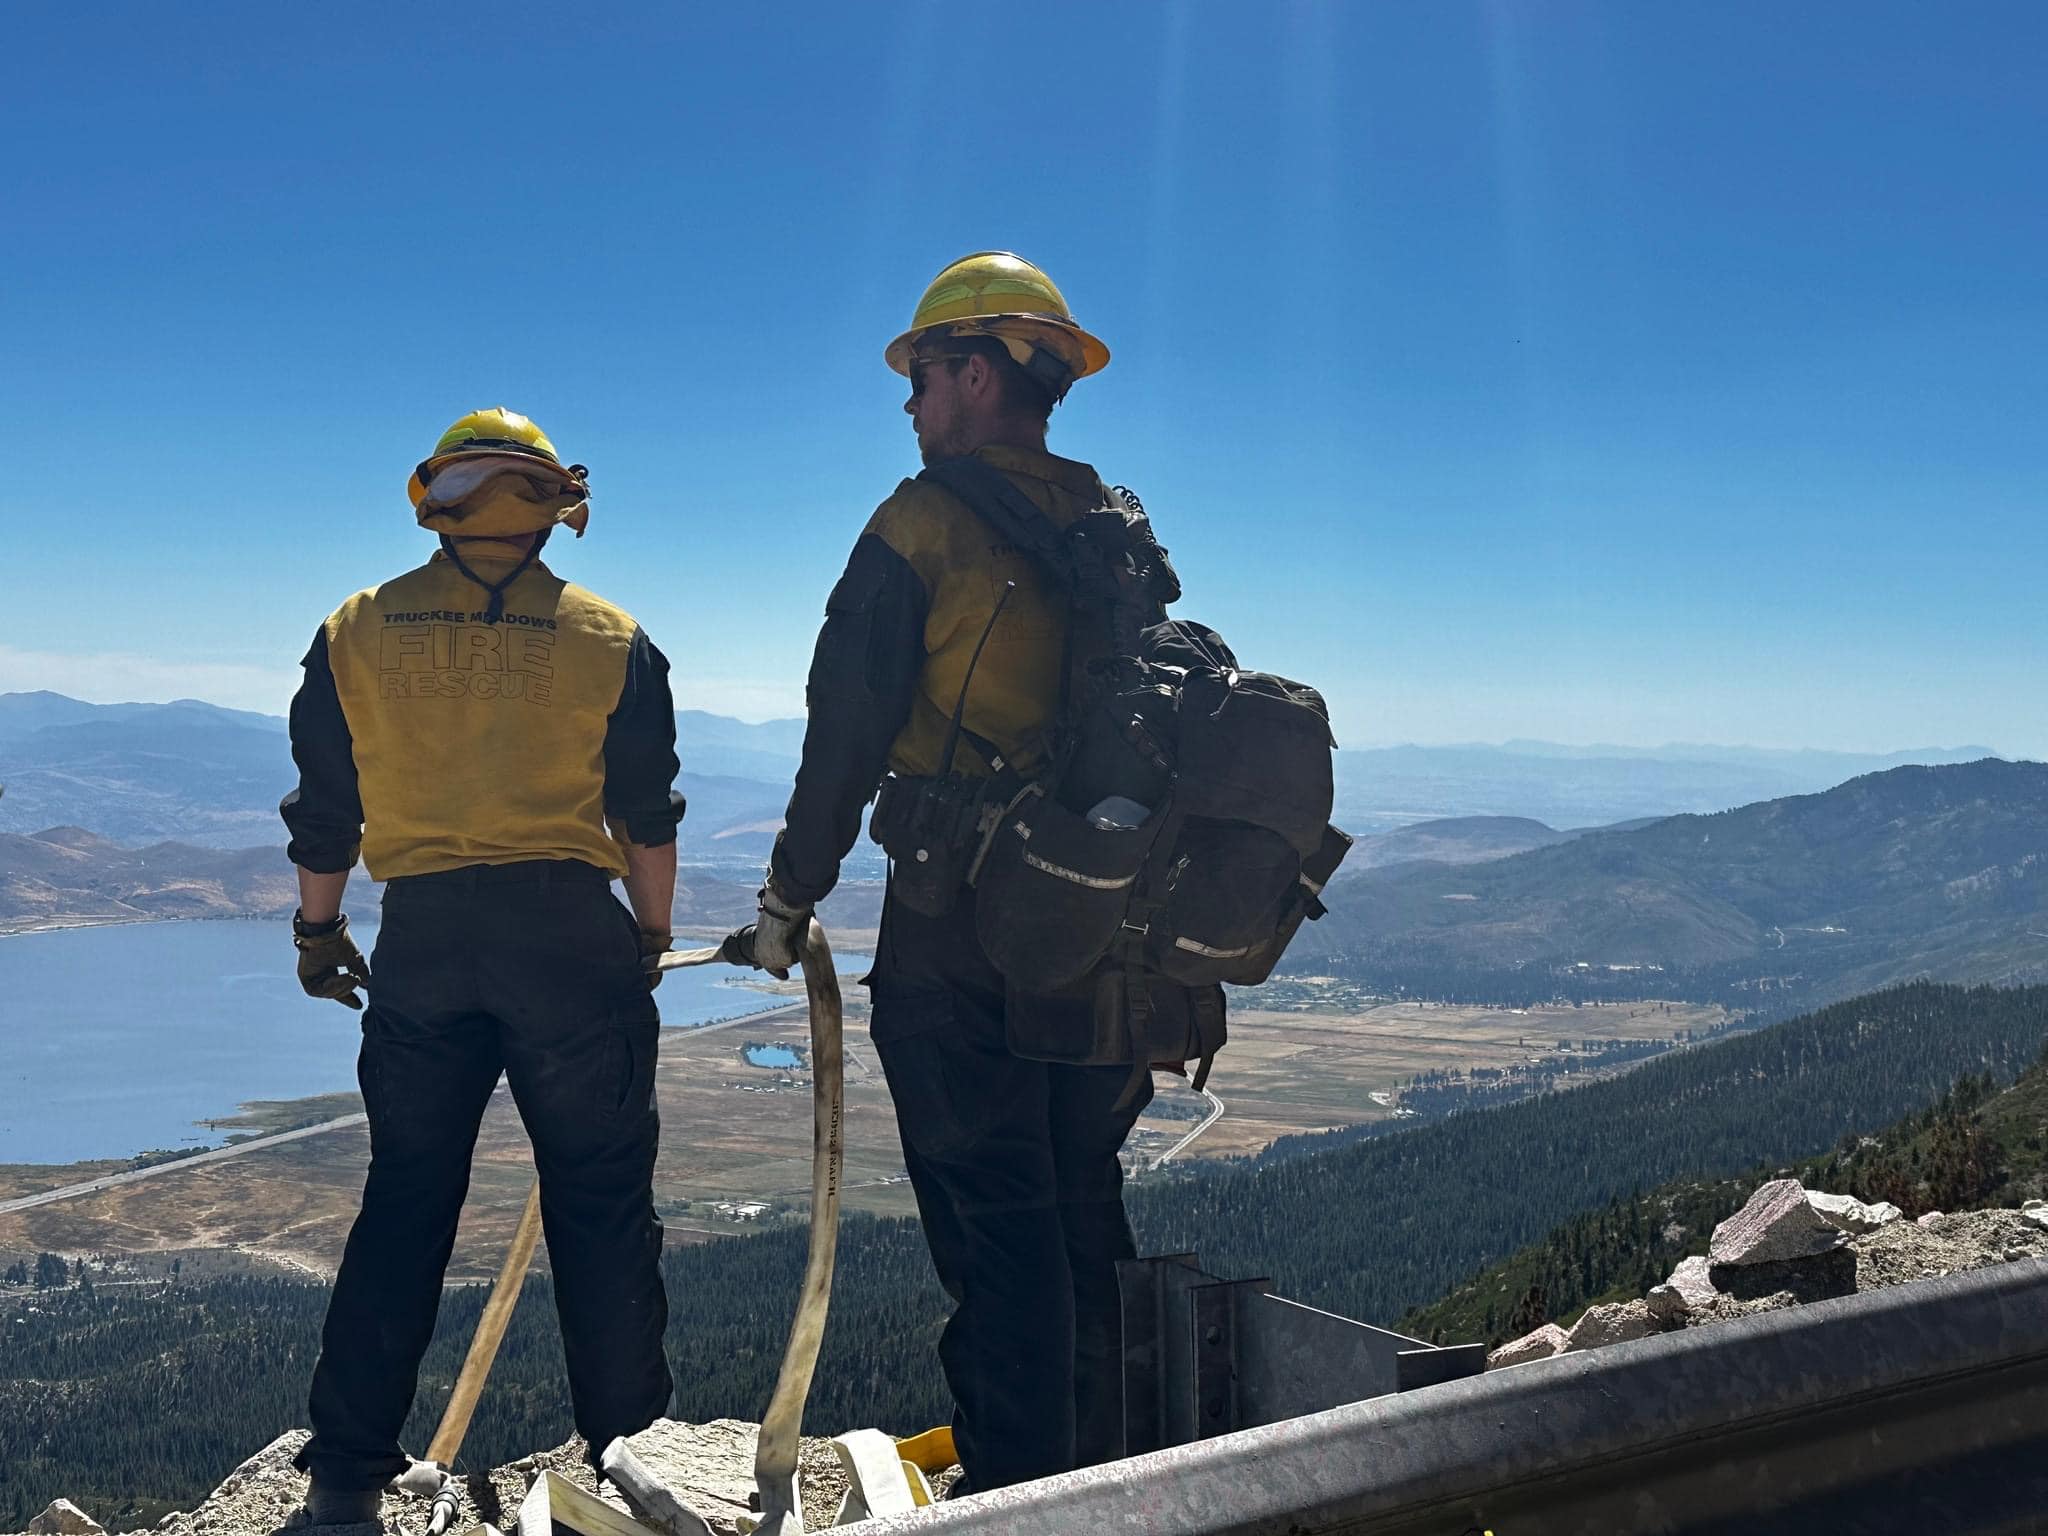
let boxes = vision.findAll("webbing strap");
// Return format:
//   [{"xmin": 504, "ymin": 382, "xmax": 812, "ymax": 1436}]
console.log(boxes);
[
  {"xmin": 917, "ymin": 457, "xmax": 1076, "ymax": 581},
  {"xmin": 917, "ymin": 457, "xmax": 1109, "ymax": 733},
  {"xmin": 439, "ymin": 535, "xmax": 544, "ymax": 622},
  {"xmin": 1112, "ymin": 966, "xmax": 1155, "ymax": 1112}
]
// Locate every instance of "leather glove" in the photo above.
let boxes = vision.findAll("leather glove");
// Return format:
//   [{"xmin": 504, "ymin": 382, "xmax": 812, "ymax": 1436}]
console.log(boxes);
[
  {"xmin": 728, "ymin": 881, "xmax": 812, "ymax": 980},
  {"xmin": 638, "ymin": 929, "xmax": 672, "ymax": 991},
  {"xmin": 293, "ymin": 911, "xmax": 370, "ymax": 1010}
]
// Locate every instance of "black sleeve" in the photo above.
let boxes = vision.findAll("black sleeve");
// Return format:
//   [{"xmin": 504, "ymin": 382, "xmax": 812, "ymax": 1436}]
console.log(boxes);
[
  {"xmin": 280, "ymin": 628, "xmax": 364, "ymax": 873},
  {"xmin": 604, "ymin": 628, "xmax": 687, "ymax": 847},
  {"xmin": 770, "ymin": 532, "xmax": 929, "ymax": 907}
]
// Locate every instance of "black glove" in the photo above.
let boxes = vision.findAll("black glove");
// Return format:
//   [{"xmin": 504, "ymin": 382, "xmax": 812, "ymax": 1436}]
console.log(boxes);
[
  {"xmin": 293, "ymin": 911, "xmax": 370, "ymax": 1010},
  {"xmin": 638, "ymin": 929, "xmax": 672, "ymax": 991}
]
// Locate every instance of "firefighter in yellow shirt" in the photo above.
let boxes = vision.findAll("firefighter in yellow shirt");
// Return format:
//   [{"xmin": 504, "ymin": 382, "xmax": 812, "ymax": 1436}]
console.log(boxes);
[
  {"xmin": 734, "ymin": 255, "xmax": 1160, "ymax": 1492},
  {"xmin": 281, "ymin": 409, "xmax": 683, "ymax": 1523}
]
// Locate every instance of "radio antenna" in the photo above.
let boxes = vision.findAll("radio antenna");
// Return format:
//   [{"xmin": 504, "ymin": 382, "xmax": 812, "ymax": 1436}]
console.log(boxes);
[{"xmin": 938, "ymin": 581, "xmax": 1015, "ymax": 778}]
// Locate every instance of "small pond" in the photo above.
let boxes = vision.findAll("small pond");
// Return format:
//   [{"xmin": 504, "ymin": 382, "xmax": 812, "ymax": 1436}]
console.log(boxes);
[{"xmin": 742, "ymin": 1042, "xmax": 804, "ymax": 1069}]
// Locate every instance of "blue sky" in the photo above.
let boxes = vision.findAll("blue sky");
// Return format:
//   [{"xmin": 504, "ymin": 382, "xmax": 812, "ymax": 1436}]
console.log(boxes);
[{"xmin": 3, "ymin": 3, "xmax": 2043, "ymax": 755}]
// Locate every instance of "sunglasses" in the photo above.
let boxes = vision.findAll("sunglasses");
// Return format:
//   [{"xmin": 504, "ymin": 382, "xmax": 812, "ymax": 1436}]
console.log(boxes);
[{"xmin": 908, "ymin": 355, "xmax": 968, "ymax": 398}]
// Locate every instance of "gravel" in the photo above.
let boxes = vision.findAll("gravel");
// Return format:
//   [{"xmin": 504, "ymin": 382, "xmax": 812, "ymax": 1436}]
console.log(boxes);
[
  {"xmin": 1852, "ymin": 1208, "xmax": 2047, "ymax": 1290},
  {"xmin": 37, "ymin": 1420, "xmax": 856, "ymax": 1536}
]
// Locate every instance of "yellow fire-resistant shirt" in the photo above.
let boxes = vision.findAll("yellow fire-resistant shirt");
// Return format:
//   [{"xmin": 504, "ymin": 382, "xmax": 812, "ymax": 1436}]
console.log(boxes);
[
  {"xmin": 281, "ymin": 546, "xmax": 681, "ymax": 881},
  {"xmin": 770, "ymin": 445, "xmax": 1130, "ymax": 906}
]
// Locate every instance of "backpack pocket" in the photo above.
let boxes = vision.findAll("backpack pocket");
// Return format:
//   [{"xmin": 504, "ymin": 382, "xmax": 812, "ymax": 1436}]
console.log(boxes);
[
  {"xmin": 1223, "ymin": 822, "xmax": 1354, "ymax": 986},
  {"xmin": 1173, "ymin": 669, "xmax": 1335, "ymax": 855},
  {"xmin": 1003, "ymin": 971, "xmax": 1227, "ymax": 1095},
  {"xmin": 975, "ymin": 784, "xmax": 1161, "ymax": 991},
  {"xmin": 1153, "ymin": 820, "xmax": 1302, "ymax": 985}
]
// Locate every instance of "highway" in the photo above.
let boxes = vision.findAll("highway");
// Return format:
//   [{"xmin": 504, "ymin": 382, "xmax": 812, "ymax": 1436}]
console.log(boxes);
[
  {"xmin": 0, "ymin": 1114, "xmax": 370, "ymax": 1216},
  {"xmin": 1151, "ymin": 1089, "xmax": 1226, "ymax": 1169}
]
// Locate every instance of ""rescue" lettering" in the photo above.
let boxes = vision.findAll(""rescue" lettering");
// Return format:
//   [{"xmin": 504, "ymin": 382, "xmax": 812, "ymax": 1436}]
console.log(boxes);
[{"xmin": 375, "ymin": 623, "xmax": 557, "ymax": 707}]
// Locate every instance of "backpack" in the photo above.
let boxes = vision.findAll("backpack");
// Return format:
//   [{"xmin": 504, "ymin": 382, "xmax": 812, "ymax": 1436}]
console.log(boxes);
[{"xmin": 883, "ymin": 457, "xmax": 1352, "ymax": 1092}]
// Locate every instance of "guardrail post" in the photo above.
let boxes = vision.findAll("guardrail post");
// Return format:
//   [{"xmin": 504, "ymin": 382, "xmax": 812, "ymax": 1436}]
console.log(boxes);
[{"xmin": 1118, "ymin": 1253, "xmax": 1486, "ymax": 1454}]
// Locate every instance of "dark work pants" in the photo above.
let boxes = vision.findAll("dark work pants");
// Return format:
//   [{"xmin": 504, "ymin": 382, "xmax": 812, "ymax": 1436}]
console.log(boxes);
[
  {"xmin": 297, "ymin": 860, "xmax": 670, "ymax": 1489},
  {"xmin": 868, "ymin": 886, "xmax": 1152, "ymax": 1493}
]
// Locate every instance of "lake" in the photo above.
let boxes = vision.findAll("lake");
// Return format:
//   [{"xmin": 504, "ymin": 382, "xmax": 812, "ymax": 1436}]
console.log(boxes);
[
  {"xmin": 742, "ymin": 1043, "xmax": 804, "ymax": 1069},
  {"xmin": 0, "ymin": 920, "xmax": 856, "ymax": 1165}
]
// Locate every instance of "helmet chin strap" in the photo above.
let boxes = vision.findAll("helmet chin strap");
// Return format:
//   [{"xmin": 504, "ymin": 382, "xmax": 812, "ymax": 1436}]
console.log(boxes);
[{"xmin": 439, "ymin": 529, "xmax": 550, "ymax": 622}]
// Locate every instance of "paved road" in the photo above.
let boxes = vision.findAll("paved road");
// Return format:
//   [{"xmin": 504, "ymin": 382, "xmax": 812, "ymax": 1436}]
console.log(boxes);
[
  {"xmin": 0, "ymin": 1114, "xmax": 371, "ymax": 1216},
  {"xmin": 1151, "ymin": 1089, "xmax": 1226, "ymax": 1169}
]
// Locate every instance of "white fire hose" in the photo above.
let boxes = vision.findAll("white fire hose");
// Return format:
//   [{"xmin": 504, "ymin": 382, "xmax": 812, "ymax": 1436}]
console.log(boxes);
[
  {"xmin": 402, "ymin": 920, "xmax": 844, "ymax": 1536},
  {"xmin": 631, "ymin": 919, "xmax": 844, "ymax": 1536}
]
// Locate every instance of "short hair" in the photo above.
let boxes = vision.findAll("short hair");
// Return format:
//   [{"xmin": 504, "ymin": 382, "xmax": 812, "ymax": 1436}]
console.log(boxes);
[{"xmin": 941, "ymin": 336, "xmax": 1057, "ymax": 424}]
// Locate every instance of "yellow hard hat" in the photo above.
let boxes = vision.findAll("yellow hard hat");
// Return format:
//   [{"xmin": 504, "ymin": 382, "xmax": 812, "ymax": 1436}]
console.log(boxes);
[
  {"xmin": 408, "ymin": 407, "xmax": 590, "ymax": 538},
  {"xmin": 884, "ymin": 251, "xmax": 1109, "ymax": 402}
]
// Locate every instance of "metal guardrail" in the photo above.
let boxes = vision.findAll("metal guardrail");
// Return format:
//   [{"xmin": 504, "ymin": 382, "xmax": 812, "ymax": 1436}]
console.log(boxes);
[{"xmin": 858, "ymin": 1257, "xmax": 2048, "ymax": 1535}]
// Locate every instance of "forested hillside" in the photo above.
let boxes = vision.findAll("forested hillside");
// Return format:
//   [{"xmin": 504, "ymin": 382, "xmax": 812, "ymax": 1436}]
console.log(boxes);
[
  {"xmin": 0, "ymin": 1219, "xmax": 948, "ymax": 1529},
  {"xmin": 1132, "ymin": 981, "xmax": 2048, "ymax": 1327},
  {"xmin": 1403, "ymin": 1047, "xmax": 2048, "ymax": 1346},
  {"xmin": 9, "ymin": 982, "xmax": 2046, "ymax": 1525}
]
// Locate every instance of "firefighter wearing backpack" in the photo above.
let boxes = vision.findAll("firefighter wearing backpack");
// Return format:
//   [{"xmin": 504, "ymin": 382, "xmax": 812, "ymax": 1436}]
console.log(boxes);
[{"xmin": 731, "ymin": 252, "xmax": 1153, "ymax": 1492}]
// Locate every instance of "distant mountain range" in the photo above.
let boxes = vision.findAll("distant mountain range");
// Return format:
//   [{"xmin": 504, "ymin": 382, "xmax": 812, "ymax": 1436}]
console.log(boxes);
[
  {"xmin": 0, "ymin": 827, "xmax": 300, "ymax": 926},
  {"xmin": 1344, "ymin": 814, "xmax": 1637, "ymax": 872},
  {"xmin": 1308, "ymin": 758, "xmax": 2048, "ymax": 1007},
  {"xmin": 1329, "ymin": 741, "xmax": 2001, "ymax": 835},
  {"xmin": 0, "ymin": 691, "xmax": 801, "ymax": 854},
  {"xmin": 0, "ymin": 690, "xmax": 2001, "ymax": 851},
  {"xmin": 0, "ymin": 824, "xmax": 885, "ymax": 939}
]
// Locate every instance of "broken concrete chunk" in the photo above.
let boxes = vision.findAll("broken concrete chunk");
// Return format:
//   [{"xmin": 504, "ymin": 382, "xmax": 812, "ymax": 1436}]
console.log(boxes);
[
  {"xmin": 27, "ymin": 1501, "xmax": 107, "ymax": 1536},
  {"xmin": 1806, "ymin": 1191, "xmax": 1904, "ymax": 1234},
  {"xmin": 2023, "ymin": 1208, "xmax": 2048, "ymax": 1232},
  {"xmin": 1663, "ymin": 1255, "xmax": 1720, "ymax": 1308},
  {"xmin": 1918, "ymin": 1211, "xmax": 1946, "ymax": 1229},
  {"xmin": 1563, "ymin": 1299, "xmax": 1657, "ymax": 1352},
  {"xmin": 1645, "ymin": 1284, "xmax": 1688, "ymax": 1324},
  {"xmin": 1709, "ymin": 1179, "xmax": 1846, "ymax": 1266},
  {"xmin": 1486, "ymin": 1322, "xmax": 1568, "ymax": 1369}
]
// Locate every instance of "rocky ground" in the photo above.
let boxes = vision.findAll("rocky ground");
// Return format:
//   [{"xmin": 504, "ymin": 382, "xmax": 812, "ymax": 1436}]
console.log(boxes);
[
  {"xmin": 1485, "ymin": 1181, "xmax": 2048, "ymax": 1368},
  {"xmin": 9, "ymin": 1420, "xmax": 859, "ymax": 1536}
]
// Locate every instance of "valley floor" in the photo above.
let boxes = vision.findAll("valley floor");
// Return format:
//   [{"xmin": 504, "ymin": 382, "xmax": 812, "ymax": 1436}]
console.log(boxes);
[{"xmin": 0, "ymin": 992, "xmax": 1725, "ymax": 1279}]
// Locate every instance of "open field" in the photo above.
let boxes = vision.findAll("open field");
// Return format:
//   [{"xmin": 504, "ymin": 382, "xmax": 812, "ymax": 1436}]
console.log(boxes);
[
  {"xmin": 1181, "ymin": 993, "xmax": 1728, "ymax": 1158},
  {"xmin": 0, "ymin": 982, "xmax": 1726, "ymax": 1279}
]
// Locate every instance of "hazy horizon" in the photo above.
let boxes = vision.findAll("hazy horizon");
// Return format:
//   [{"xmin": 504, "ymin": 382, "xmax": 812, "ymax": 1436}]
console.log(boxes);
[{"xmin": 0, "ymin": 682, "xmax": 2012, "ymax": 764}]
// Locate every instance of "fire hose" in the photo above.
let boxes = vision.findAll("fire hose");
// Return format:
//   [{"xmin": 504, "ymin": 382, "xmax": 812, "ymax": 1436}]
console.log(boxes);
[{"xmin": 401, "ymin": 919, "xmax": 844, "ymax": 1536}]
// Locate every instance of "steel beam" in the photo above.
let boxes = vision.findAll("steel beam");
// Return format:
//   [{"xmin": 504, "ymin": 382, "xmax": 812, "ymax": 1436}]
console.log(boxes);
[
  {"xmin": 1118, "ymin": 1254, "xmax": 1485, "ymax": 1454},
  {"xmin": 864, "ymin": 1257, "xmax": 2048, "ymax": 1535}
]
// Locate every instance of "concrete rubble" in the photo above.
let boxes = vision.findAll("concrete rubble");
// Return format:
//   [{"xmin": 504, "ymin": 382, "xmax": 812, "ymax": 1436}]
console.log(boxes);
[
  {"xmin": 1485, "ymin": 1321, "xmax": 1568, "ymax": 1368},
  {"xmin": 1489, "ymin": 1183, "xmax": 2048, "ymax": 1370},
  {"xmin": 1706, "ymin": 1178, "xmax": 1847, "ymax": 1266},
  {"xmin": 1804, "ymin": 1191, "xmax": 1903, "ymax": 1234},
  {"xmin": 7, "ymin": 1421, "xmax": 854, "ymax": 1536},
  {"xmin": 1660, "ymin": 1255, "xmax": 1718, "ymax": 1311},
  {"xmin": 25, "ymin": 1503, "xmax": 105, "ymax": 1536},
  {"xmin": 1561, "ymin": 1299, "xmax": 1657, "ymax": 1352}
]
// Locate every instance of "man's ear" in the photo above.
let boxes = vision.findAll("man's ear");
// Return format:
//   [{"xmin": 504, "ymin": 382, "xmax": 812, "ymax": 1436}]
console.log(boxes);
[{"xmin": 959, "ymin": 352, "xmax": 997, "ymax": 402}]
